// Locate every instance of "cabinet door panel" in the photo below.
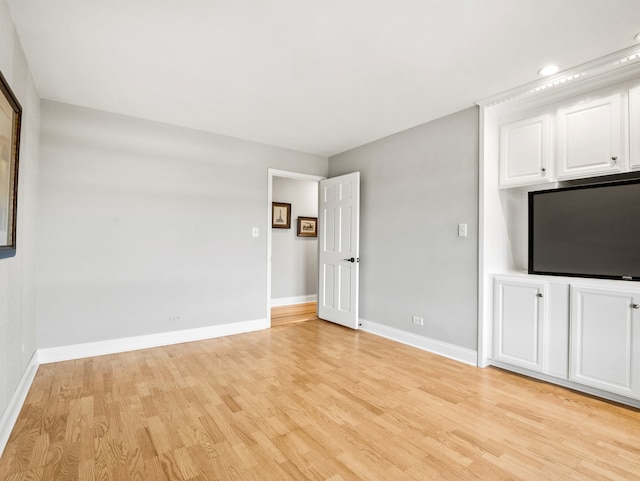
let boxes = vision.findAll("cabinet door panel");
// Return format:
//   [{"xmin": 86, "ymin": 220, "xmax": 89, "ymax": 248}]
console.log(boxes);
[
  {"xmin": 499, "ymin": 115, "xmax": 552, "ymax": 187},
  {"xmin": 493, "ymin": 279, "xmax": 545, "ymax": 371},
  {"xmin": 557, "ymin": 94, "xmax": 624, "ymax": 179},
  {"xmin": 570, "ymin": 286, "xmax": 640, "ymax": 399}
]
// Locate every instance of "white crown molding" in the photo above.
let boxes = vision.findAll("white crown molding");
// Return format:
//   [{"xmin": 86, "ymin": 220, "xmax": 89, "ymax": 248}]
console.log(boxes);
[{"xmin": 477, "ymin": 44, "xmax": 640, "ymax": 108}]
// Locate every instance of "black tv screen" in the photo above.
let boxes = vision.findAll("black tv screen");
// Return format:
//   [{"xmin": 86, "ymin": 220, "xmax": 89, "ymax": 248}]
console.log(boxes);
[{"xmin": 528, "ymin": 179, "xmax": 640, "ymax": 281}]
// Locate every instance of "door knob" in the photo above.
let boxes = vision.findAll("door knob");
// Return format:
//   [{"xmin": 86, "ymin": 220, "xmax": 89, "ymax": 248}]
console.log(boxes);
[
  {"xmin": 343, "ymin": 257, "xmax": 355, "ymax": 263},
  {"xmin": 632, "ymin": 304, "xmax": 639, "ymax": 309}
]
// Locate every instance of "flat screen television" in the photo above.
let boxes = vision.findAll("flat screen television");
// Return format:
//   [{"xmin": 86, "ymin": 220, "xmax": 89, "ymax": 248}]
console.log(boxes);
[{"xmin": 528, "ymin": 178, "xmax": 640, "ymax": 281}]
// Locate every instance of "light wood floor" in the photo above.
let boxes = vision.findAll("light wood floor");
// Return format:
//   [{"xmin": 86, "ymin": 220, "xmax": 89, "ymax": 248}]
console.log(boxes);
[
  {"xmin": 2, "ymin": 320, "xmax": 640, "ymax": 480},
  {"xmin": 271, "ymin": 302, "xmax": 318, "ymax": 327}
]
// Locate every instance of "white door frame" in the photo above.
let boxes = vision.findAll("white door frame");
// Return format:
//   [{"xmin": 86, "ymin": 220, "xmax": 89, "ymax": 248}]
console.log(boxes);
[{"xmin": 267, "ymin": 168, "xmax": 326, "ymax": 327}]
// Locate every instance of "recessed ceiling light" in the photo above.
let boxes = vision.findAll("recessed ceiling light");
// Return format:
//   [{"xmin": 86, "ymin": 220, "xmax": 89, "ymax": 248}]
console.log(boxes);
[{"xmin": 538, "ymin": 65, "xmax": 560, "ymax": 76}]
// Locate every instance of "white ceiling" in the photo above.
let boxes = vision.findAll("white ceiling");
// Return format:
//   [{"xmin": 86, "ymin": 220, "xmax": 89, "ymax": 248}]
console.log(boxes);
[{"xmin": 7, "ymin": 0, "xmax": 640, "ymax": 156}]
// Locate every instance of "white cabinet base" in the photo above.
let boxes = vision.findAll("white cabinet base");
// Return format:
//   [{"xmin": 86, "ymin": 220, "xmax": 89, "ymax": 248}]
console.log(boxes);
[
  {"xmin": 491, "ymin": 275, "xmax": 640, "ymax": 407},
  {"xmin": 490, "ymin": 360, "xmax": 640, "ymax": 409}
]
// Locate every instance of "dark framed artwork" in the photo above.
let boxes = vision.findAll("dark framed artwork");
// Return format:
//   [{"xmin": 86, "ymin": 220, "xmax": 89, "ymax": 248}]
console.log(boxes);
[
  {"xmin": 272, "ymin": 202, "xmax": 291, "ymax": 229},
  {"xmin": 0, "ymin": 70, "xmax": 22, "ymax": 253},
  {"xmin": 297, "ymin": 217, "xmax": 317, "ymax": 237}
]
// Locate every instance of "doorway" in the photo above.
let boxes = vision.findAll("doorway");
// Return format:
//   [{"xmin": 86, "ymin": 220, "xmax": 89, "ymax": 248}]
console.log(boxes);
[{"xmin": 267, "ymin": 169, "xmax": 325, "ymax": 327}]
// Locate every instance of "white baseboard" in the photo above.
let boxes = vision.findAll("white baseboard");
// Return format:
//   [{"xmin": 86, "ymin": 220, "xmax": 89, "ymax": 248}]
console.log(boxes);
[
  {"xmin": 1, "ymin": 319, "xmax": 266, "ymax": 456},
  {"xmin": 489, "ymin": 360, "xmax": 640, "ymax": 409},
  {"xmin": 38, "ymin": 318, "xmax": 267, "ymax": 364},
  {"xmin": 359, "ymin": 318, "xmax": 478, "ymax": 366},
  {"xmin": 0, "ymin": 352, "xmax": 40, "ymax": 458},
  {"xmin": 3, "ymin": 316, "xmax": 475, "ymax": 457},
  {"xmin": 270, "ymin": 295, "xmax": 317, "ymax": 307}
]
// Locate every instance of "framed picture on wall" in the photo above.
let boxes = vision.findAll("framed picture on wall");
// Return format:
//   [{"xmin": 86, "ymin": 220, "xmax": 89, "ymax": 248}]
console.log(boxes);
[
  {"xmin": 272, "ymin": 202, "xmax": 291, "ymax": 229},
  {"xmin": 297, "ymin": 217, "xmax": 317, "ymax": 237},
  {"xmin": 0, "ymin": 70, "xmax": 22, "ymax": 253}
]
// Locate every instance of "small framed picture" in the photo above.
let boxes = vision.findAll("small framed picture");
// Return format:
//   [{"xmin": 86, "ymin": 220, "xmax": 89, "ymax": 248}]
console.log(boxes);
[
  {"xmin": 0, "ymin": 70, "xmax": 22, "ymax": 252},
  {"xmin": 272, "ymin": 202, "xmax": 291, "ymax": 229},
  {"xmin": 297, "ymin": 217, "xmax": 317, "ymax": 237}
]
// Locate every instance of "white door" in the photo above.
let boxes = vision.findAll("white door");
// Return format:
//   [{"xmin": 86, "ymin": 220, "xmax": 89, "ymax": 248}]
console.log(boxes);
[{"xmin": 317, "ymin": 172, "xmax": 360, "ymax": 329}]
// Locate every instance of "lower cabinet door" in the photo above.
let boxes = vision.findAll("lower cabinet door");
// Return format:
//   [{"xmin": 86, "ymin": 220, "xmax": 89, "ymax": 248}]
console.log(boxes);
[
  {"xmin": 570, "ymin": 286, "xmax": 640, "ymax": 399},
  {"xmin": 493, "ymin": 278, "xmax": 546, "ymax": 371}
]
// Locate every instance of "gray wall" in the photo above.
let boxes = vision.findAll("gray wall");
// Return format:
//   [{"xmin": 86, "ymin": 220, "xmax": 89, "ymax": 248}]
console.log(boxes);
[
  {"xmin": 37, "ymin": 101, "xmax": 328, "ymax": 348},
  {"xmin": 0, "ymin": 0, "xmax": 40, "ymax": 419},
  {"xmin": 271, "ymin": 177, "xmax": 318, "ymax": 302},
  {"xmin": 329, "ymin": 107, "xmax": 478, "ymax": 350}
]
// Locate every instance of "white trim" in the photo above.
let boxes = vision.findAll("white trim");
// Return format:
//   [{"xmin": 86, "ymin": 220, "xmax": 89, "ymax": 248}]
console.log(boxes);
[
  {"xmin": 476, "ymin": 44, "xmax": 640, "ymax": 107},
  {"xmin": 490, "ymin": 361, "xmax": 640, "ymax": 409},
  {"xmin": 477, "ymin": 105, "xmax": 488, "ymax": 368},
  {"xmin": 1, "ymin": 319, "xmax": 266, "ymax": 456},
  {"xmin": 37, "ymin": 319, "xmax": 267, "ymax": 364},
  {"xmin": 359, "ymin": 319, "xmax": 478, "ymax": 366},
  {"xmin": 270, "ymin": 295, "xmax": 317, "ymax": 307},
  {"xmin": 268, "ymin": 169, "xmax": 327, "ymax": 182},
  {"xmin": 1, "ymin": 319, "xmax": 266, "ymax": 457},
  {"xmin": 266, "ymin": 168, "xmax": 325, "ymax": 328},
  {"xmin": 0, "ymin": 352, "xmax": 40, "ymax": 457}
]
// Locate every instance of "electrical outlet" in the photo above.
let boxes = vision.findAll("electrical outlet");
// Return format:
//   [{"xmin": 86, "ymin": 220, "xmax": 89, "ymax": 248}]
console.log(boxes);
[
  {"xmin": 170, "ymin": 316, "xmax": 181, "ymax": 323},
  {"xmin": 412, "ymin": 316, "xmax": 424, "ymax": 326}
]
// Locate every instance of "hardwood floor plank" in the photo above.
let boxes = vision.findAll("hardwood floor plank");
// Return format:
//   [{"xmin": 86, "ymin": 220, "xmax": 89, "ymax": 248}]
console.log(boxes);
[
  {"xmin": 271, "ymin": 302, "xmax": 317, "ymax": 327},
  {"xmin": 3, "ymin": 319, "xmax": 640, "ymax": 480}
]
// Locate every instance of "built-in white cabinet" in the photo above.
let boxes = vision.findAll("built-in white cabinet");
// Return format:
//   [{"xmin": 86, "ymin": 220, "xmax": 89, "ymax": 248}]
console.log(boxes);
[
  {"xmin": 557, "ymin": 94, "xmax": 625, "ymax": 179},
  {"xmin": 629, "ymin": 86, "xmax": 640, "ymax": 170},
  {"xmin": 570, "ymin": 286, "xmax": 640, "ymax": 400},
  {"xmin": 499, "ymin": 114, "xmax": 553, "ymax": 187},
  {"xmin": 493, "ymin": 277, "xmax": 546, "ymax": 371},
  {"xmin": 482, "ymin": 47, "xmax": 640, "ymax": 408}
]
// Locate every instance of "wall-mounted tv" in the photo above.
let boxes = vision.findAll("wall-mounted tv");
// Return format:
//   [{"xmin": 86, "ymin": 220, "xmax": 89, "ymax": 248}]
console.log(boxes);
[{"xmin": 528, "ymin": 178, "xmax": 640, "ymax": 281}]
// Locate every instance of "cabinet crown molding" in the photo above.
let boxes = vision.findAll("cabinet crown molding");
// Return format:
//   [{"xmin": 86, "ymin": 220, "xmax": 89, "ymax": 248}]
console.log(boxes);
[{"xmin": 477, "ymin": 45, "xmax": 640, "ymax": 108}]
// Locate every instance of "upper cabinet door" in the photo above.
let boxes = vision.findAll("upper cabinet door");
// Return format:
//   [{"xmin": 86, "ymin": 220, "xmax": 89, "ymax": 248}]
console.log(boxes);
[
  {"xmin": 629, "ymin": 86, "xmax": 640, "ymax": 170},
  {"xmin": 557, "ymin": 93, "xmax": 625, "ymax": 180},
  {"xmin": 499, "ymin": 114, "xmax": 553, "ymax": 188}
]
